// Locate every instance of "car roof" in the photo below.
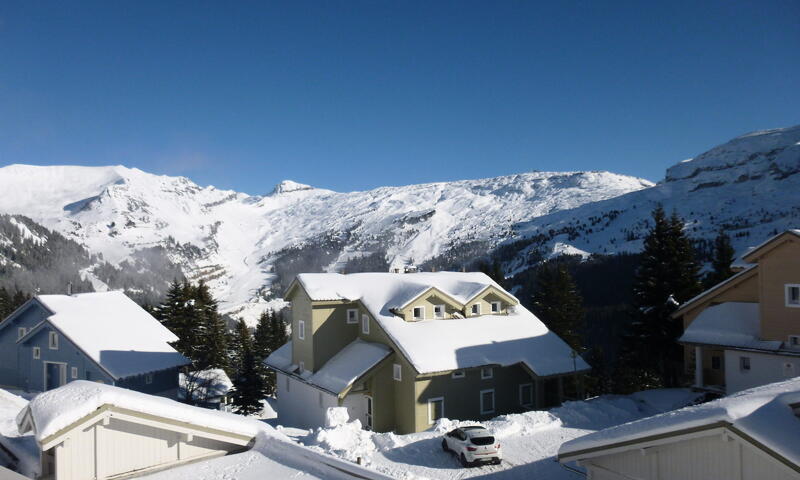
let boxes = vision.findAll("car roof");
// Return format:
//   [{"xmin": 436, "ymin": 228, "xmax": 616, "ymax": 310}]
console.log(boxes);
[{"xmin": 463, "ymin": 426, "xmax": 492, "ymax": 437}]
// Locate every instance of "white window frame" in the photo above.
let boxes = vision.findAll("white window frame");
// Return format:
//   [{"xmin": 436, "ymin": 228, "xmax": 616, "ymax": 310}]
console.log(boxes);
[
  {"xmin": 43, "ymin": 361, "xmax": 67, "ymax": 391},
  {"xmin": 412, "ymin": 306, "xmax": 425, "ymax": 320},
  {"xmin": 480, "ymin": 389, "xmax": 495, "ymax": 415},
  {"xmin": 362, "ymin": 314, "xmax": 370, "ymax": 335},
  {"xmin": 71, "ymin": 367, "xmax": 78, "ymax": 379},
  {"xmin": 481, "ymin": 367, "xmax": 493, "ymax": 379},
  {"xmin": 393, "ymin": 363, "xmax": 402, "ymax": 381},
  {"xmin": 33, "ymin": 347, "xmax": 40, "ymax": 359},
  {"xmin": 519, "ymin": 383, "xmax": 533, "ymax": 407},
  {"xmin": 427, "ymin": 397, "xmax": 444, "ymax": 425},
  {"xmin": 490, "ymin": 301, "xmax": 501, "ymax": 313},
  {"xmin": 471, "ymin": 303, "xmax": 481, "ymax": 316},
  {"xmin": 786, "ymin": 284, "xmax": 800, "ymax": 307},
  {"xmin": 48, "ymin": 331, "xmax": 59, "ymax": 350},
  {"xmin": 739, "ymin": 357, "xmax": 751, "ymax": 372},
  {"xmin": 17, "ymin": 327, "xmax": 26, "ymax": 340},
  {"xmin": 451, "ymin": 370, "xmax": 465, "ymax": 379},
  {"xmin": 347, "ymin": 309, "xmax": 359, "ymax": 324},
  {"xmin": 145, "ymin": 373, "xmax": 153, "ymax": 384},
  {"xmin": 298, "ymin": 320, "xmax": 305, "ymax": 340},
  {"xmin": 433, "ymin": 304, "xmax": 445, "ymax": 319}
]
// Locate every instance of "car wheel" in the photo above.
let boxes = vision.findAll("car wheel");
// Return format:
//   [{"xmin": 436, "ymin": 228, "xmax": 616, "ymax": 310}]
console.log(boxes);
[
  {"xmin": 441, "ymin": 439, "xmax": 450, "ymax": 452},
  {"xmin": 460, "ymin": 453, "xmax": 470, "ymax": 467}
]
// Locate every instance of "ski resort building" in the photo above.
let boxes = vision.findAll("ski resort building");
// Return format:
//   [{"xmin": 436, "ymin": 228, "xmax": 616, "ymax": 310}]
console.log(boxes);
[
  {"xmin": 558, "ymin": 378, "xmax": 800, "ymax": 480},
  {"xmin": 265, "ymin": 271, "xmax": 589, "ymax": 434},
  {"xmin": 674, "ymin": 230, "xmax": 800, "ymax": 394},
  {"xmin": 0, "ymin": 291, "xmax": 189, "ymax": 397}
]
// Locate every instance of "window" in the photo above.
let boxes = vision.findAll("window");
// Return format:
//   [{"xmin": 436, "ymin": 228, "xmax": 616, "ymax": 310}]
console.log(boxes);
[
  {"xmin": 393, "ymin": 363, "xmax": 402, "ymax": 381},
  {"xmin": 17, "ymin": 327, "xmax": 26, "ymax": 340},
  {"xmin": 299, "ymin": 361, "xmax": 305, "ymax": 373},
  {"xmin": 427, "ymin": 397, "xmax": 444, "ymax": 424},
  {"xmin": 490, "ymin": 301, "xmax": 501, "ymax": 313},
  {"xmin": 362, "ymin": 314, "xmax": 370, "ymax": 335},
  {"xmin": 789, "ymin": 335, "xmax": 800, "ymax": 347},
  {"xmin": 71, "ymin": 367, "xmax": 78, "ymax": 379},
  {"xmin": 33, "ymin": 347, "xmax": 40, "ymax": 359},
  {"xmin": 451, "ymin": 370, "xmax": 465, "ymax": 379},
  {"xmin": 347, "ymin": 309, "xmax": 358, "ymax": 324},
  {"xmin": 740, "ymin": 357, "xmax": 751, "ymax": 372},
  {"xmin": 519, "ymin": 383, "xmax": 533, "ymax": 407},
  {"xmin": 711, "ymin": 356, "xmax": 721, "ymax": 370},
  {"xmin": 412, "ymin": 306, "xmax": 425, "ymax": 320},
  {"xmin": 433, "ymin": 305, "xmax": 445, "ymax": 319},
  {"xmin": 786, "ymin": 285, "xmax": 800, "ymax": 307},
  {"xmin": 48, "ymin": 331, "xmax": 59, "ymax": 350},
  {"xmin": 471, "ymin": 304, "xmax": 481, "ymax": 316},
  {"xmin": 480, "ymin": 389, "xmax": 495, "ymax": 415},
  {"xmin": 298, "ymin": 320, "xmax": 305, "ymax": 340},
  {"xmin": 481, "ymin": 367, "xmax": 493, "ymax": 379},
  {"xmin": 145, "ymin": 373, "xmax": 153, "ymax": 384}
]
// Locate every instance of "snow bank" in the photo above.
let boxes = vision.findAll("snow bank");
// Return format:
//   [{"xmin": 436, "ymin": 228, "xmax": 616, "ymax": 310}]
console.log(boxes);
[
  {"xmin": 0, "ymin": 389, "xmax": 38, "ymax": 478},
  {"xmin": 35, "ymin": 291, "xmax": 190, "ymax": 378},
  {"xmin": 293, "ymin": 272, "xmax": 588, "ymax": 376},
  {"xmin": 559, "ymin": 377, "xmax": 800, "ymax": 462},
  {"xmin": 18, "ymin": 381, "xmax": 278, "ymax": 442},
  {"xmin": 678, "ymin": 302, "xmax": 783, "ymax": 351},
  {"xmin": 325, "ymin": 407, "xmax": 350, "ymax": 428}
]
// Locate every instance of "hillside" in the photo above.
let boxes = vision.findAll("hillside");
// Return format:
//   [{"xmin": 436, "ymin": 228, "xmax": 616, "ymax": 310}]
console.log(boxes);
[{"xmin": 0, "ymin": 166, "xmax": 650, "ymax": 322}]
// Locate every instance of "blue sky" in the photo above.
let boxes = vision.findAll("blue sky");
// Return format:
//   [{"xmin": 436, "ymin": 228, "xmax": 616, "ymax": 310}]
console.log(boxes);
[{"xmin": 1, "ymin": 1, "xmax": 798, "ymax": 194}]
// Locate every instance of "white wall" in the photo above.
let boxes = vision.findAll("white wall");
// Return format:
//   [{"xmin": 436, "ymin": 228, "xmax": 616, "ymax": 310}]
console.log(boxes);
[
  {"xmin": 584, "ymin": 429, "xmax": 798, "ymax": 480},
  {"xmin": 275, "ymin": 372, "xmax": 338, "ymax": 429},
  {"xmin": 725, "ymin": 350, "xmax": 800, "ymax": 393}
]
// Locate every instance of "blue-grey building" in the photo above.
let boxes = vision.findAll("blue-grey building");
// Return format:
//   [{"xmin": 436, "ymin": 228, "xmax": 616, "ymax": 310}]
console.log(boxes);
[{"xmin": 0, "ymin": 291, "xmax": 190, "ymax": 398}]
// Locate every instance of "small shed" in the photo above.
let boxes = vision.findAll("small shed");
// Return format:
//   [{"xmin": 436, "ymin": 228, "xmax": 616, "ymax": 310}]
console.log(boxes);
[
  {"xmin": 16, "ymin": 381, "xmax": 267, "ymax": 480},
  {"xmin": 558, "ymin": 378, "xmax": 800, "ymax": 480}
]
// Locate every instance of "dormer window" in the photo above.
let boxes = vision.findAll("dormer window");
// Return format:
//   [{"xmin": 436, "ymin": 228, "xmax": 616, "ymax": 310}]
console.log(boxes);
[
  {"xmin": 471, "ymin": 304, "xmax": 481, "ymax": 316},
  {"xmin": 433, "ymin": 305, "xmax": 445, "ymax": 319},
  {"xmin": 413, "ymin": 306, "xmax": 425, "ymax": 320},
  {"xmin": 490, "ymin": 301, "xmax": 501, "ymax": 313},
  {"xmin": 347, "ymin": 309, "xmax": 358, "ymax": 324},
  {"xmin": 786, "ymin": 285, "xmax": 800, "ymax": 307}
]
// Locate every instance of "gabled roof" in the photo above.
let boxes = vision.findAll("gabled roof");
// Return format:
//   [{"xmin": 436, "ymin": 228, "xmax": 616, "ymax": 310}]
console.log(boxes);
[
  {"xmin": 288, "ymin": 272, "xmax": 587, "ymax": 377},
  {"xmin": 265, "ymin": 339, "xmax": 392, "ymax": 396},
  {"xmin": 678, "ymin": 302, "xmax": 783, "ymax": 352},
  {"xmin": 741, "ymin": 230, "xmax": 800, "ymax": 263},
  {"xmin": 673, "ymin": 264, "xmax": 759, "ymax": 318},
  {"xmin": 16, "ymin": 291, "xmax": 189, "ymax": 379},
  {"xmin": 558, "ymin": 378, "xmax": 800, "ymax": 472}
]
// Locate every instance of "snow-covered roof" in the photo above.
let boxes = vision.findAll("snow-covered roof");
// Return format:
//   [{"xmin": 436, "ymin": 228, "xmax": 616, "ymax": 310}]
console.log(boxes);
[
  {"xmin": 29, "ymin": 291, "xmax": 190, "ymax": 378},
  {"xmin": 290, "ymin": 272, "xmax": 587, "ymax": 376},
  {"xmin": 559, "ymin": 378, "xmax": 800, "ymax": 467},
  {"xmin": 265, "ymin": 340, "xmax": 392, "ymax": 394},
  {"xmin": 674, "ymin": 265, "xmax": 758, "ymax": 316},
  {"xmin": 17, "ymin": 380, "xmax": 271, "ymax": 443},
  {"xmin": 179, "ymin": 369, "xmax": 233, "ymax": 401},
  {"xmin": 678, "ymin": 302, "xmax": 783, "ymax": 351}
]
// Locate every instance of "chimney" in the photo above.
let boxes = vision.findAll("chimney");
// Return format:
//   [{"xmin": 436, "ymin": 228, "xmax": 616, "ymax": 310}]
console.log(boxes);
[{"xmin": 67, "ymin": 282, "xmax": 73, "ymax": 296}]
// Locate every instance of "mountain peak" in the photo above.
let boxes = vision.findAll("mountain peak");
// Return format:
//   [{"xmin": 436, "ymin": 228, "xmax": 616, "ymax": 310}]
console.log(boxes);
[{"xmin": 271, "ymin": 180, "xmax": 314, "ymax": 195}]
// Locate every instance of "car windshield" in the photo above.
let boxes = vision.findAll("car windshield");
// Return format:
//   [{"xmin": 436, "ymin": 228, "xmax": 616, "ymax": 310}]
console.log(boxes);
[{"xmin": 470, "ymin": 436, "xmax": 495, "ymax": 446}]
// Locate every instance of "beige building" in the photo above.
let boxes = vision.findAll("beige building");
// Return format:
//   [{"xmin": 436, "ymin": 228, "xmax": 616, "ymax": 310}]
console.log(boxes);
[
  {"xmin": 674, "ymin": 230, "xmax": 800, "ymax": 394},
  {"xmin": 265, "ymin": 271, "xmax": 589, "ymax": 434},
  {"xmin": 558, "ymin": 377, "xmax": 800, "ymax": 480}
]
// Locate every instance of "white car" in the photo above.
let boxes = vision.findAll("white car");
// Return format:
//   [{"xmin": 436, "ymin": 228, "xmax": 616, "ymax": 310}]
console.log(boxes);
[{"xmin": 441, "ymin": 425, "xmax": 502, "ymax": 467}]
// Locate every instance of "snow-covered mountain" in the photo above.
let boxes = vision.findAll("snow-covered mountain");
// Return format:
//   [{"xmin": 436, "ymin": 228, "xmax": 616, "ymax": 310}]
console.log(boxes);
[
  {"xmin": 0, "ymin": 165, "xmax": 651, "ymax": 322},
  {"xmin": 508, "ymin": 125, "xmax": 800, "ymax": 273}
]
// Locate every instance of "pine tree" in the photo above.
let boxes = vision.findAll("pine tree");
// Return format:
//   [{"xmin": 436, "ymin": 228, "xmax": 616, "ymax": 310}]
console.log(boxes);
[
  {"xmin": 531, "ymin": 262, "xmax": 585, "ymax": 351},
  {"xmin": 269, "ymin": 310, "xmax": 288, "ymax": 353},
  {"xmin": 253, "ymin": 310, "xmax": 273, "ymax": 361},
  {"xmin": 229, "ymin": 319, "xmax": 251, "ymax": 374},
  {"xmin": 153, "ymin": 280, "xmax": 198, "ymax": 359},
  {"xmin": 704, "ymin": 230, "xmax": 736, "ymax": 288},
  {"xmin": 624, "ymin": 206, "xmax": 702, "ymax": 388},
  {"xmin": 0, "ymin": 287, "xmax": 11, "ymax": 320},
  {"xmin": 230, "ymin": 320, "xmax": 268, "ymax": 415},
  {"xmin": 193, "ymin": 281, "xmax": 229, "ymax": 372}
]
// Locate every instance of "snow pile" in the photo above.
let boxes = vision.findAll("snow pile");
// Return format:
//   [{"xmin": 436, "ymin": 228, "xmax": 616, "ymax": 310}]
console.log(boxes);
[
  {"xmin": 678, "ymin": 302, "xmax": 783, "ymax": 351},
  {"xmin": 35, "ymin": 291, "xmax": 190, "ymax": 378},
  {"xmin": 325, "ymin": 407, "xmax": 350, "ymax": 428},
  {"xmin": 559, "ymin": 377, "xmax": 800, "ymax": 463},
  {"xmin": 0, "ymin": 389, "xmax": 38, "ymax": 478},
  {"xmin": 292, "ymin": 272, "xmax": 589, "ymax": 377},
  {"xmin": 18, "ymin": 381, "xmax": 276, "ymax": 442},
  {"xmin": 179, "ymin": 369, "xmax": 233, "ymax": 401},
  {"xmin": 308, "ymin": 419, "xmax": 378, "ymax": 464}
]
